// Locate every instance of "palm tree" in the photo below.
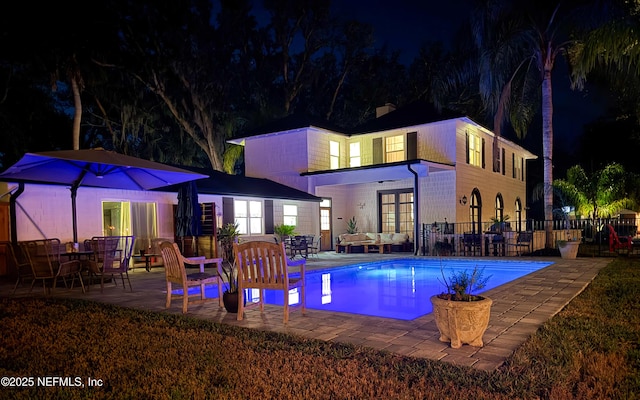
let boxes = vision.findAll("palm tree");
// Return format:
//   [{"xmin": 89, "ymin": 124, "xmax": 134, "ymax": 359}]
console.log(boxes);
[
  {"xmin": 554, "ymin": 163, "xmax": 635, "ymax": 220},
  {"xmin": 467, "ymin": 0, "xmax": 639, "ymax": 248}
]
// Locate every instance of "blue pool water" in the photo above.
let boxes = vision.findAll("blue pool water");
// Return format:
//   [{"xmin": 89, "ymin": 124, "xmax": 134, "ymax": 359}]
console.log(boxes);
[{"xmin": 179, "ymin": 258, "xmax": 553, "ymax": 321}]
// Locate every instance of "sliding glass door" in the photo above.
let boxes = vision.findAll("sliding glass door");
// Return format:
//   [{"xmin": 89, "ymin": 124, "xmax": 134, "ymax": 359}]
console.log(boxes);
[{"xmin": 102, "ymin": 201, "xmax": 158, "ymax": 251}]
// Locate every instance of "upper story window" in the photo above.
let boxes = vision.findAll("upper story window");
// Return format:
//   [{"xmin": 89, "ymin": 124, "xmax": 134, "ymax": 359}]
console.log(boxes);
[
  {"xmin": 330, "ymin": 141, "xmax": 340, "ymax": 169},
  {"xmin": 466, "ymin": 131, "xmax": 485, "ymax": 168},
  {"xmin": 385, "ymin": 135, "xmax": 404, "ymax": 162},
  {"xmin": 283, "ymin": 204, "xmax": 297, "ymax": 226},
  {"xmin": 469, "ymin": 133, "xmax": 481, "ymax": 167},
  {"xmin": 513, "ymin": 153, "xmax": 522, "ymax": 180},
  {"xmin": 349, "ymin": 142, "xmax": 361, "ymax": 167},
  {"xmin": 235, "ymin": 200, "xmax": 262, "ymax": 235}
]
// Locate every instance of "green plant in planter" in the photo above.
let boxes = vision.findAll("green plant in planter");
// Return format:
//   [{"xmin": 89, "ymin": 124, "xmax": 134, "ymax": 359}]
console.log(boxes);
[
  {"xmin": 431, "ymin": 264, "xmax": 494, "ymax": 348},
  {"xmin": 346, "ymin": 216, "xmax": 358, "ymax": 234},
  {"xmin": 217, "ymin": 222, "xmax": 240, "ymax": 294},
  {"xmin": 437, "ymin": 265, "xmax": 491, "ymax": 301},
  {"xmin": 274, "ymin": 224, "xmax": 296, "ymax": 243},
  {"xmin": 489, "ymin": 215, "xmax": 511, "ymax": 232}
]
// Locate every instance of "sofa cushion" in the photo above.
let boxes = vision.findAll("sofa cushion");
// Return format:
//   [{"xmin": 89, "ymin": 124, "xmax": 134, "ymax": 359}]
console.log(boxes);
[
  {"xmin": 379, "ymin": 233, "xmax": 394, "ymax": 243},
  {"xmin": 391, "ymin": 233, "xmax": 409, "ymax": 244},
  {"xmin": 340, "ymin": 233, "xmax": 368, "ymax": 243}
]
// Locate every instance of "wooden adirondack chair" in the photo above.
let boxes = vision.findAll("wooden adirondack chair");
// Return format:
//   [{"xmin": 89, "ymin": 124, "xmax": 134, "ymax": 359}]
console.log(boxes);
[
  {"xmin": 607, "ymin": 224, "xmax": 634, "ymax": 253},
  {"xmin": 233, "ymin": 241, "xmax": 306, "ymax": 324},
  {"xmin": 159, "ymin": 241, "xmax": 223, "ymax": 313}
]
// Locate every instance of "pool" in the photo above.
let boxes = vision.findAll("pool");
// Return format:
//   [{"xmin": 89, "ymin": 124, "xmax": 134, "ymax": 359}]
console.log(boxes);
[{"xmin": 180, "ymin": 258, "xmax": 553, "ymax": 321}]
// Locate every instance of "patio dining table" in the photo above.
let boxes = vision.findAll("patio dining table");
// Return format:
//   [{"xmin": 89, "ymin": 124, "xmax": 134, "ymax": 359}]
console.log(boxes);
[
  {"xmin": 61, "ymin": 250, "xmax": 94, "ymax": 261},
  {"xmin": 286, "ymin": 235, "xmax": 314, "ymax": 259},
  {"xmin": 133, "ymin": 252, "xmax": 159, "ymax": 272}
]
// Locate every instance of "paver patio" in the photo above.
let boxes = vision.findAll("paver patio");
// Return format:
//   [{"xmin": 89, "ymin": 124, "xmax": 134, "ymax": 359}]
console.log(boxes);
[{"xmin": 1, "ymin": 251, "xmax": 610, "ymax": 371}]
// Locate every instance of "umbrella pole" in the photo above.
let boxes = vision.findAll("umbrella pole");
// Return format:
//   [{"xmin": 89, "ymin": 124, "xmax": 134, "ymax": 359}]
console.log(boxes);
[{"xmin": 70, "ymin": 185, "xmax": 78, "ymax": 243}]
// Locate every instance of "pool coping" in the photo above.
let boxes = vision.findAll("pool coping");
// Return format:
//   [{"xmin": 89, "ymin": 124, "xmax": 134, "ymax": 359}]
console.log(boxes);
[
  {"xmin": 237, "ymin": 257, "xmax": 556, "ymax": 322},
  {"xmin": 2, "ymin": 253, "xmax": 611, "ymax": 371}
]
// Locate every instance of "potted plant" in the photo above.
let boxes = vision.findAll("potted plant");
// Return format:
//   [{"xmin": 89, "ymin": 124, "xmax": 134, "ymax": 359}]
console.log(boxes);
[
  {"xmin": 555, "ymin": 202, "xmax": 580, "ymax": 259},
  {"xmin": 346, "ymin": 216, "xmax": 358, "ymax": 234},
  {"xmin": 217, "ymin": 222, "xmax": 241, "ymax": 312},
  {"xmin": 274, "ymin": 224, "xmax": 296, "ymax": 244},
  {"xmin": 489, "ymin": 215, "xmax": 511, "ymax": 233},
  {"xmin": 430, "ymin": 266, "xmax": 493, "ymax": 348}
]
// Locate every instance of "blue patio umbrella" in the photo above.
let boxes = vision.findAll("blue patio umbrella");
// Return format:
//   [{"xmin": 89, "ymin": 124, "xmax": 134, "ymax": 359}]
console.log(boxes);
[{"xmin": 0, "ymin": 148, "xmax": 208, "ymax": 242}]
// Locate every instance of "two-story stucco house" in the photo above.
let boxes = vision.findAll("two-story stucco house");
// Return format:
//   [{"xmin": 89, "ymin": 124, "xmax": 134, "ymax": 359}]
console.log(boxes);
[{"xmin": 230, "ymin": 101, "xmax": 537, "ymax": 254}]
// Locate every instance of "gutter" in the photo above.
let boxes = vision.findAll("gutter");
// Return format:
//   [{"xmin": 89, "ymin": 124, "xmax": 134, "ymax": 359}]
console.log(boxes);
[
  {"xmin": 407, "ymin": 164, "xmax": 419, "ymax": 256},
  {"xmin": 9, "ymin": 183, "xmax": 24, "ymax": 243}
]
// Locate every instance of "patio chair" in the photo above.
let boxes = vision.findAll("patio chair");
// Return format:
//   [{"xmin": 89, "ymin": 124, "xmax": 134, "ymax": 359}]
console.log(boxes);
[
  {"xmin": 21, "ymin": 239, "xmax": 84, "ymax": 294},
  {"xmin": 159, "ymin": 241, "xmax": 223, "ymax": 313},
  {"xmin": 233, "ymin": 241, "xmax": 306, "ymax": 324},
  {"xmin": 308, "ymin": 236, "xmax": 321, "ymax": 258},
  {"xmin": 507, "ymin": 231, "xmax": 533, "ymax": 256},
  {"xmin": 87, "ymin": 236, "xmax": 135, "ymax": 292},
  {"xmin": 606, "ymin": 224, "xmax": 633, "ymax": 253},
  {"xmin": 3, "ymin": 241, "xmax": 33, "ymax": 295},
  {"xmin": 289, "ymin": 235, "xmax": 310, "ymax": 259},
  {"xmin": 462, "ymin": 233, "xmax": 482, "ymax": 256}
]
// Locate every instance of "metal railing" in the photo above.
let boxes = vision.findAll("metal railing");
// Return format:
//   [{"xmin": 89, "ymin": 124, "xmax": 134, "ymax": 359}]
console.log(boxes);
[{"xmin": 420, "ymin": 217, "xmax": 639, "ymax": 257}]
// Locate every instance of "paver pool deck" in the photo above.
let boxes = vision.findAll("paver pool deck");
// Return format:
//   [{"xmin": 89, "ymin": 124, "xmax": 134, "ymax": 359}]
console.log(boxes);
[{"xmin": 2, "ymin": 252, "xmax": 610, "ymax": 371}]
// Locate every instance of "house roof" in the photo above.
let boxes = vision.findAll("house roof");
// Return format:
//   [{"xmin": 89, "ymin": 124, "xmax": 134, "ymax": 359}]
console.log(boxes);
[
  {"xmin": 229, "ymin": 100, "xmax": 467, "ymax": 143},
  {"xmin": 160, "ymin": 166, "xmax": 322, "ymax": 202},
  {"xmin": 350, "ymin": 100, "xmax": 465, "ymax": 134},
  {"xmin": 233, "ymin": 113, "xmax": 345, "ymax": 140}
]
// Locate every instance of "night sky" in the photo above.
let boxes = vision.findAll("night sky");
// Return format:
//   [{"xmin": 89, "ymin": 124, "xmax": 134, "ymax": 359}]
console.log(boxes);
[
  {"xmin": 245, "ymin": 0, "xmax": 611, "ymax": 169},
  {"xmin": 333, "ymin": 0, "xmax": 473, "ymax": 63},
  {"xmin": 334, "ymin": 0, "xmax": 611, "ymax": 167}
]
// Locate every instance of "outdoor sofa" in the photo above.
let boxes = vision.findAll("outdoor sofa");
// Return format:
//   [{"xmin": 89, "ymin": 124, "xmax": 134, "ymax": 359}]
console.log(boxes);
[{"xmin": 337, "ymin": 232, "xmax": 411, "ymax": 253}]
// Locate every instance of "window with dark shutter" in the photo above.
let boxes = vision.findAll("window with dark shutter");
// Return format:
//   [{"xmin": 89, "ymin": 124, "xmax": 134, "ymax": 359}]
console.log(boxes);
[
  {"xmin": 481, "ymin": 138, "xmax": 485, "ymax": 169},
  {"xmin": 502, "ymin": 148, "xmax": 506, "ymax": 175}
]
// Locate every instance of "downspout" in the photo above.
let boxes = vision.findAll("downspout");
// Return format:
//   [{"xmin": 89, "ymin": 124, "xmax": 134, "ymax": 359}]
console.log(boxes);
[
  {"xmin": 9, "ymin": 183, "xmax": 24, "ymax": 243},
  {"xmin": 70, "ymin": 170, "xmax": 88, "ymax": 244},
  {"xmin": 407, "ymin": 164, "xmax": 419, "ymax": 255},
  {"xmin": 71, "ymin": 185, "xmax": 79, "ymax": 243}
]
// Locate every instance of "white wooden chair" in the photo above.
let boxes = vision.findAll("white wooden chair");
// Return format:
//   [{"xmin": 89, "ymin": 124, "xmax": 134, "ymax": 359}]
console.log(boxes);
[
  {"xmin": 233, "ymin": 241, "xmax": 306, "ymax": 324},
  {"xmin": 159, "ymin": 241, "xmax": 223, "ymax": 313}
]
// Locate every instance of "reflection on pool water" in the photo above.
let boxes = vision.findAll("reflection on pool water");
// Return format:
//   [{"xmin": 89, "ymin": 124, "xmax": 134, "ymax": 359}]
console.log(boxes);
[{"xmin": 181, "ymin": 258, "xmax": 554, "ymax": 321}]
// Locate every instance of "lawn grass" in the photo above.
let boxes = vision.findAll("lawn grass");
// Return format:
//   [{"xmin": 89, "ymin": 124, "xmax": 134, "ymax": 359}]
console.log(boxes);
[{"xmin": 1, "ymin": 257, "xmax": 638, "ymax": 399}]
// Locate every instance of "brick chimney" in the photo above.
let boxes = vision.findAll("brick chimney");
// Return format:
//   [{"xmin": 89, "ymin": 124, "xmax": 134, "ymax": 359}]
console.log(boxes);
[{"xmin": 376, "ymin": 103, "xmax": 396, "ymax": 118}]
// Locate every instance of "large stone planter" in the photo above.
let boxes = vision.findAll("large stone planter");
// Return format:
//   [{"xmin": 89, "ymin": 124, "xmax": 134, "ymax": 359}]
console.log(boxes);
[
  {"xmin": 558, "ymin": 240, "xmax": 580, "ymax": 259},
  {"xmin": 430, "ymin": 295, "xmax": 493, "ymax": 349}
]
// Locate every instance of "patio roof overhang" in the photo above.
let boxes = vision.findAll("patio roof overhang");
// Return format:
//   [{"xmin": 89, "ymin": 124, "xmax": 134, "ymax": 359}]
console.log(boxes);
[{"xmin": 300, "ymin": 159, "xmax": 454, "ymax": 186}]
